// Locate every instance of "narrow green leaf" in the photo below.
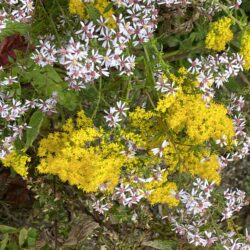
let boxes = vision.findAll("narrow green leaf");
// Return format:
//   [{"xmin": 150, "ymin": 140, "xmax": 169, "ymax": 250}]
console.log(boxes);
[
  {"xmin": 25, "ymin": 110, "xmax": 45, "ymax": 148},
  {"xmin": 0, "ymin": 234, "xmax": 9, "ymax": 250},
  {"xmin": 19, "ymin": 228, "xmax": 28, "ymax": 247},
  {"xmin": 104, "ymin": 2, "xmax": 113, "ymax": 13},
  {"xmin": 0, "ymin": 225, "xmax": 17, "ymax": 234}
]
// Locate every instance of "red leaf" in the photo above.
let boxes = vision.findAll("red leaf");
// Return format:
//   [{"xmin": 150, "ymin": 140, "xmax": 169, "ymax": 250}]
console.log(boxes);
[{"xmin": 0, "ymin": 33, "xmax": 30, "ymax": 66}]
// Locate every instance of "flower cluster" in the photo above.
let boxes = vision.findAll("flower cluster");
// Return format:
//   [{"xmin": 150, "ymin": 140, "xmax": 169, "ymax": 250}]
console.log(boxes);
[
  {"xmin": 37, "ymin": 111, "xmax": 127, "ymax": 193},
  {"xmin": 69, "ymin": 0, "xmax": 116, "ymax": 28},
  {"xmin": 1, "ymin": 150, "xmax": 31, "ymax": 177},
  {"xmin": 218, "ymin": 94, "xmax": 250, "ymax": 168},
  {"xmin": 0, "ymin": 0, "xmax": 249, "ymax": 248},
  {"xmin": 32, "ymin": 0, "xmax": 161, "ymax": 90},
  {"xmin": 177, "ymin": 178, "xmax": 214, "ymax": 216},
  {"xmin": 112, "ymin": 183, "xmax": 146, "ymax": 208},
  {"xmin": 104, "ymin": 101, "xmax": 129, "ymax": 127},
  {"xmin": 205, "ymin": 17, "xmax": 233, "ymax": 52},
  {"xmin": 92, "ymin": 197, "xmax": 113, "ymax": 214},
  {"xmin": 240, "ymin": 28, "xmax": 250, "ymax": 70},
  {"xmin": 154, "ymin": 69, "xmax": 179, "ymax": 95},
  {"xmin": 221, "ymin": 188, "xmax": 246, "ymax": 221},
  {"xmin": 169, "ymin": 178, "xmax": 249, "ymax": 249},
  {"xmin": 0, "ymin": 76, "xmax": 58, "ymax": 158},
  {"xmin": 0, "ymin": 0, "xmax": 34, "ymax": 31},
  {"xmin": 31, "ymin": 35, "xmax": 58, "ymax": 68},
  {"xmin": 156, "ymin": 88, "xmax": 235, "ymax": 146},
  {"xmin": 188, "ymin": 52, "xmax": 244, "ymax": 101}
]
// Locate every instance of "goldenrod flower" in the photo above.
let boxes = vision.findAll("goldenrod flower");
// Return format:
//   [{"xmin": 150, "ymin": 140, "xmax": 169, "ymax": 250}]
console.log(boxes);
[
  {"xmin": 37, "ymin": 111, "xmax": 126, "ymax": 193},
  {"xmin": 2, "ymin": 151, "xmax": 31, "ymax": 177},
  {"xmin": 205, "ymin": 17, "xmax": 233, "ymax": 51},
  {"xmin": 69, "ymin": 0, "xmax": 116, "ymax": 29},
  {"xmin": 240, "ymin": 29, "xmax": 250, "ymax": 70}
]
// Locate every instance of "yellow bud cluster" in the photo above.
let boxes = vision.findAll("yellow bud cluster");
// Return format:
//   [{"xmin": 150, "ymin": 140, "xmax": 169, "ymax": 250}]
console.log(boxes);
[
  {"xmin": 148, "ymin": 182, "xmax": 179, "ymax": 207},
  {"xmin": 240, "ymin": 29, "xmax": 250, "ymax": 70},
  {"xmin": 157, "ymin": 92, "xmax": 235, "ymax": 144},
  {"xmin": 128, "ymin": 72, "xmax": 235, "ymax": 188},
  {"xmin": 205, "ymin": 17, "xmax": 233, "ymax": 51},
  {"xmin": 69, "ymin": 0, "xmax": 116, "ymax": 29},
  {"xmin": 37, "ymin": 111, "xmax": 126, "ymax": 193},
  {"xmin": 2, "ymin": 151, "xmax": 31, "ymax": 177}
]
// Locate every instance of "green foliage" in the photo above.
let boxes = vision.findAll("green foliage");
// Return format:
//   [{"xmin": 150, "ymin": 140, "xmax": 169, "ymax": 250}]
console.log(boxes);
[
  {"xmin": 0, "ymin": 226, "xmax": 18, "ymax": 234},
  {"xmin": 0, "ymin": 22, "xmax": 30, "ymax": 41},
  {"xmin": 142, "ymin": 240, "xmax": 179, "ymax": 250},
  {"xmin": 25, "ymin": 110, "xmax": 45, "ymax": 148},
  {"xmin": 85, "ymin": 5, "xmax": 101, "ymax": 23},
  {"xmin": 21, "ymin": 64, "xmax": 80, "ymax": 111},
  {"xmin": 0, "ymin": 226, "xmax": 38, "ymax": 250}
]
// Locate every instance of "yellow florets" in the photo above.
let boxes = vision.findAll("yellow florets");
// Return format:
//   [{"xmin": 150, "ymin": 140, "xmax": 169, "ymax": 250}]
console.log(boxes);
[
  {"xmin": 240, "ymin": 29, "xmax": 250, "ymax": 70},
  {"xmin": 35, "ymin": 70, "xmax": 235, "ymax": 207},
  {"xmin": 128, "ymin": 83, "xmax": 235, "ymax": 187},
  {"xmin": 205, "ymin": 17, "xmax": 233, "ymax": 51},
  {"xmin": 69, "ymin": 0, "xmax": 85, "ymax": 18},
  {"xmin": 148, "ymin": 182, "xmax": 179, "ymax": 206},
  {"xmin": 157, "ymin": 92, "xmax": 235, "ymax": 144},
  {"xmin": 69, "ymin": 0, "xmax": 116, "ymax": 29},
  {"xmin": 2, "ymin": 151, "xmax": 31, "ymax": 177},
  {"xmin": 37, "ymin": 111, "xmax": 126, "ymax": 193}
]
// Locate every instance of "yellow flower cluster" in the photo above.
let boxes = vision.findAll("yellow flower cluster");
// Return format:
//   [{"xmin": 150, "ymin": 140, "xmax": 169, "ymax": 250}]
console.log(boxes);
[
  {"xmin": 1, "ymin": 151, "xmax": 31, "ymax": 177},
  {"xmin": 37, "ymin": 111, "xmax": 126, "ymax": 193},
  {"xmin": 69, "ymin": 0, "xmax": 116, "ymax": 29},
  {"xmin": 157, "ymin": 92, "xmax": 235, "ymax": 144},
  {"xmin": 148, "ymin": 182, "xmax": 178, "ymax": 207},
  {"xmin": 205, "ymin": 17, "xmax": 233, "ymax": 51},
  {"xmin": 128, "ymin": 72, "xmax": 235, "ymax": 185},
  {"xmin": 121, "ymin": 158, "xmax": 179, "ymax": 206},
  {"xmin": 163, "ymin": 144, "xmax": 222, "ymax": 184},
  {"xmin": 240, "ymin": 29, "xmax": 250, "ymax": 70},
  {"xmin": 69, "ymin": 0, "xmax": 85, "ymax": 18},
  {"xmin": 35, "ymin": 71, "xmax": 235, "ymax": 207}
]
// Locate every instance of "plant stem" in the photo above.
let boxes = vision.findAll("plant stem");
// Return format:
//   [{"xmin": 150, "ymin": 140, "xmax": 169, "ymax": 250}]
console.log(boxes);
[
  {"xmin": 38, "ymin": 0, "xmax": 62, "ymax": 47},
  {"xmin": 92, "ymin": 84, "xmax": 110, "ymax": 106},
  {"xmin": 218, "ymin": 3, "xmax": 244, "ymax": 30},
  {"xmin": 53, "ymin": 177, "xmax": 58, "ymax": 250},
  {"xmin": 91, "ymin": 78, "xmax": 102, "ymax": 119},
  {"xmin": 143, "ymin": 44, "xmax": 156, "ymax": 86},
  {"xmin": 125, "ymin": 78, "xmax": 132, "ymax": 102},
  {"xmin": 145, "ymin": 90, "xmax": 155, "ymax": 108}
]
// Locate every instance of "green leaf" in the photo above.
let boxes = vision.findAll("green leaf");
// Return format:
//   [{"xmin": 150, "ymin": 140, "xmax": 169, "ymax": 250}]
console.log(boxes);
[
  {"xmin": 25, "ymin": 110, "xmax": 45, "ymax": 148},
  {"xmin": 227, "ymin": 79, "xmax": 241, "ymax": 92},
  {"xmin": 41, "ymin": 245, "xmax": 52, "ymax": 250},
  {"xmin": 28, "ymin": 65, "xmax": 79, "ymax": 110},
  {"xmin": 0, "ymin": 225, "xmax": 17, "ymax": 234},
  {"xmin": 104, "ymin": 2, "xmax": 113, "ymax": 13},
  {"xmin": 86, "ymin": 5, "xmax": 101, "ymax": 23},
  {"xmin": 165, "ymin": 36, "xmax": 180, "ymax": 47},
  {"xmin": 27, "ymin": 228, "xmax": 38, "ymax": 247},
  {"xmin": 58, "ymin": 90, "xmax": 79, "ymax": 111},
  {"xmin": 0, "ymin": 21, "xmax": 30, "ymax": 40},
  {"xmin": 19, "ymin": 228, "xmax": 28, "ymax": 247},
  {"xmin": 46, "ymin": 66, "xmax": 63, "ymax": 83},
  {"xmin": 142, "ymin": 240, "xmax": 179, "ymax": 250},
  {"xmin": 143, "ymin": 44, "xmax": 155, "ymax": 88},
  {"xmin": 0, "ymin": 234, "xmax": 9, "ymax": 250}
]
